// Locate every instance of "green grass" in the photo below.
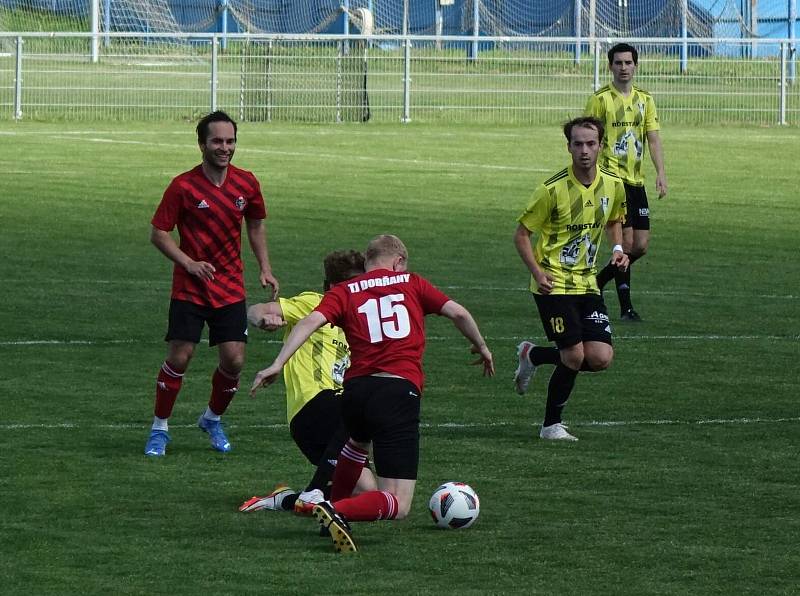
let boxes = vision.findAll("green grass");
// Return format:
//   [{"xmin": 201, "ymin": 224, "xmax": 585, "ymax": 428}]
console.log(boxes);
[{"xmin": 1, "ymin": 121, "xmax": 798, "ymax": 595}]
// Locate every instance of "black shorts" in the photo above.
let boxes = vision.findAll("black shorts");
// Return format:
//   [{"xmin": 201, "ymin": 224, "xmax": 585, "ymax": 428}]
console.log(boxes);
[
  {"xmin": 341, "ymin": 376, "xmax": 421, "ymax": 480},
  {"xmin": 533, "ymin": 293, "xmax": 613, "ymax": 349},
  {"xmin": 623, "ymin": 183, "xmax": 650, "ymax": 230},
  {"xmin": 290, "ymin": 389, "xmax": 348, "ymax": 466},
  {"xmin": 165, "ymin": 299, "xmax": 247, "ymax": 347}
]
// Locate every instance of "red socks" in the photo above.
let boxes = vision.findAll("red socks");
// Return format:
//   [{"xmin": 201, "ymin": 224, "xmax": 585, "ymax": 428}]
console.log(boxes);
[
  {"xmin": 208, "ymin": 366, "xmax": 240, "ymax": 416},
  {"xmin": 154, "ymin": 361, "xmax": 184, "ymax": 419},
  {"xmin": 330, "ymin": 440, "xmax": 369, "ymax": 502},
  {"xmin": 334, "ymin": 491, "xmax": 398, "ymax": 521}
]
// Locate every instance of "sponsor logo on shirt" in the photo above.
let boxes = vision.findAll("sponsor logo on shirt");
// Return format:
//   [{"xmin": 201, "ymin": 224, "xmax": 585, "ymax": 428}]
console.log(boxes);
[
  {"xmin": 197, "ymin": 200, "xmax": 210, "ymax": 209},
  {"xmin": 565, "ymin": 222, "xmax": 601, "ymax": 232}
]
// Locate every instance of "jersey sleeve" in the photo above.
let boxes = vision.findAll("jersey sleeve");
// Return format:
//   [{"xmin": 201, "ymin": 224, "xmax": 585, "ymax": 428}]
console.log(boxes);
[
  {"xmin": 278, "ymin": 292, "xmax": 321, "ymax": 325},
  {"xmin": 645, "ymin": 95, "xmax": 660, "ymax": 133},
  {"xmin": 244, "ymin": 174, "xmax": 267, "ymax": 220},
  {"xmin": 413, "ymin": 275, "xmax": 451, "ymax": 315},
  {"xmin": 151, "ymin": 178, "xmax": 183, "ymax": 231},
  {"xmin": 314, "ymin": 286, "xmax": 346, "ymax": 327},
  {"xmin": 584, "ymin": 93, "xmax": 602, "ymax": 118},
  {"xmin": 517, "ymin": 184, "xmax": 550, "ymax": 233}
]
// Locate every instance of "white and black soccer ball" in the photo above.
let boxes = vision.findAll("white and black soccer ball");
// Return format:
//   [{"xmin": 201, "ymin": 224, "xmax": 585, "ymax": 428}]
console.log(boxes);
[{"xmin": 428, "ymin": 482, "xmax": 480, "ymax": 529}]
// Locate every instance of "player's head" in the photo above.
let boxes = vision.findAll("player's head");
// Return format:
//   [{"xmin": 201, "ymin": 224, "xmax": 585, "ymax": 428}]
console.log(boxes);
[
  {"xmin": 608, "ymin": 43, "xmax": 638, "ymax": 86},
  {"xmin": 323, "ymin": 250, "xmax": 366, "ymax": 291},
  {"xmin": 197, "ymin": 111, "xmax": 237, "ymax": 169},
  {"xmin": 365, "ymin": 234, "xmax": 408, "ymax": 272},
  {"xmin": 563, "ymin": 116, "xmax": 604, "ymax": 145},
  {"xmin": 197, "ymin": 111, "xmax": 237, "ymax": 144},
  {"xmin": 608, "ymin": 43, "xmax": 638, "ymax": 66},
  {"xmin": 563, "ymin": 116, "xmax": 603, "ymax": 170}
]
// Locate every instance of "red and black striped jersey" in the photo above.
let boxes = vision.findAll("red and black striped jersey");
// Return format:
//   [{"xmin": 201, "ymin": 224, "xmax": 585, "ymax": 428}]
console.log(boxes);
[{"xmin": 152, "ymin": 164, "xmax": 267, "ymax": 308}]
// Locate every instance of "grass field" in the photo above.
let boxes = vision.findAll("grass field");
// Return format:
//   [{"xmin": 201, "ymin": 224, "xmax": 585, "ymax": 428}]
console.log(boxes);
[{"xmin": 1, "ymin": 121, "xmax": 798, "ymax": 595}]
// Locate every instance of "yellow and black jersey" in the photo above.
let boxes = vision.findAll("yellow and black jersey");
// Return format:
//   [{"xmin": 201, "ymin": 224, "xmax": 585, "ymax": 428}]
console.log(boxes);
[
  {"xmin": 517, "ymin": 166, "xmax": 626, "ymax": 295},
  {"xmin": 278, "ymin": 292, "xmax": 349, "ymax": 423},
  {"xmin": 585, "ymin": 84, "xmax": 660, "ymax": 186}
]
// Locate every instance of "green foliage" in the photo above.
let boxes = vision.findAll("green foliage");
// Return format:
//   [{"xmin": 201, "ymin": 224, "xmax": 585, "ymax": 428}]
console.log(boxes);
[{"xmin": 1, "ymin": 122, "xmax": 798, "ymax": 594}]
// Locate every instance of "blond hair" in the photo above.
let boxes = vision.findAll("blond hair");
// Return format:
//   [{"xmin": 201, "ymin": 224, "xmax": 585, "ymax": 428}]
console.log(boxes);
[{"xmin": 365, "ymin": 234, "xmax": 408, "ymax": 264}]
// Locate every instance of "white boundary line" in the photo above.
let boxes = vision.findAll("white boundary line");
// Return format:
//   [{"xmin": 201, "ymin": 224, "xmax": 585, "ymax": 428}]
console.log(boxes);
[
  {"xmin": 0, "ymin": 279, "xmax": 795, "ymax": 301},
  {"xmin": 3, "ymin": 132, "xmax": 550, "ymax": 173},
  {"xmin": 2, "ymin": 416, "xmax": 797, "ymax": 431},
  {"xmin": 2, "ymin": 333, "xmax": 798, "ymax": 347},
  {"xmin": 0, "ymin": 279, "xmax": 796, "ymax": 301},
  {"xmin": 2, "ymin": 128, "xmax": 797, "ymax": 143}
]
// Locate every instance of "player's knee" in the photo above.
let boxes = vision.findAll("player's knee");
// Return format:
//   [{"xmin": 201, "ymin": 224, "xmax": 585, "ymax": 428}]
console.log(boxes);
[
  {"xmin": 559, "ymin": 349, "xmax": 584, "ymax": 370},
  {"xmin": 167, "ymin": 343, "xmax": 194, "ymax": 370},
  {"xmin": 585, "ymin": 350, "xmax": 613, "ymax": 371},
  {"xmin": 219, "ymin": 353, "xmax": 244, "ymax": 376}
]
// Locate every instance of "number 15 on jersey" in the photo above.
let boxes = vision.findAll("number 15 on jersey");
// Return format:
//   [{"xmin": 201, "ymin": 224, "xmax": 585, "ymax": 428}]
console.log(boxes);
[{"xmin": 357, "ymin": 294, "xmax": 411, "ymax": 343}]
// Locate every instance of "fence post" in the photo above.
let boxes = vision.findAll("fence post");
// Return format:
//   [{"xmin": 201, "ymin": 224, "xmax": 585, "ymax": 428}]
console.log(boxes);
[
  {"xmin": 680, "ymin": 0, "xmax": 688, "ymax": 73},
  {"xmin": 470, "ymin": 0, "xmax": 479, "ymax": 60},
  {"xmin": 593, "ymin": 40, "xmax": 600, "ymax": 91},
  {"xmin": 402, "ymin": 37, "xmax": 412, "ymax": 123},
  {"xmin": 789, "ymin": 0, "xmax": 797, "ymax": 83},
  {"xmin": 779, "ymin": 42, "xmax": 787, "ymax": 125},
  {"xmin": 211, "ymin": 36, "xmax": 219, "ymax": 112},
  {"xmin": 91, "ymin": 0, "xmax": 99, "ymax": 63},
  {"xmin": 14, "ymin": 36, "xmax": 23, "ymax": 120},
  {"xmin": 266, "ymin": 40, "xmax": 273, "ymax": 123},
  {"xmin": 336, "ymin": 41, "xmax": 343, "ymax": 123},
  {"xmin": 574, "ymin": 0, "xmax": 581, "ymax": 65}
]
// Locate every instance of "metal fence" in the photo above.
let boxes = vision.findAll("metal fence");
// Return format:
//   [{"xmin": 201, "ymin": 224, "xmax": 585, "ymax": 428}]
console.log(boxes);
[{"xmin": 0, "ymin": 32, "xmax": 797, "ymax": 125}]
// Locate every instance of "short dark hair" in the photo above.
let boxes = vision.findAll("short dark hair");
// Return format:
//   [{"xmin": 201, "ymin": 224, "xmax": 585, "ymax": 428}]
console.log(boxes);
[
  {"xmin": 563, "ymin": 116, "xmax": 605, "ymax": 144},
  {"xmin": 323, "ymin": 250, "xmax": 366, "ymax": 291},
  {"xmin": 197, "ymin": 111, "xmax": 237, "ymax": 144},
  {"xmin": 608, "ymin": 42, "xmax": 638, "ymax": 65}
]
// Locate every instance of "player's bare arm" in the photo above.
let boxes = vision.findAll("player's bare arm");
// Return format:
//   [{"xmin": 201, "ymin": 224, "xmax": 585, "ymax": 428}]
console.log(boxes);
[
  {"xmin": 513, "ymin": 224, "xmax": 553, "ymax": 294},
  {"xmin": 439, "ymin": 301, "xmax": 495, "ymax": 377},
  {"xmin": 150, "ymin": 226, "xmax": 215, "ymax": 281},
  {"xmin": 605, "ymin": 220, "xmax": 630, "ymax": 271},
  {"xmin": 247, "ymin": 302, "xmax": 286, "ymax": 331},
  {"xmin": 245, "ymin": 218, "xmax": 279, "ymax": 298},
  {"xmin": 249, "ymin": 310, "xmax": 328, "ymax": 396},
  {"xmin": 647, "ymin": 130, "xmax": 667, "ymax": 199}
]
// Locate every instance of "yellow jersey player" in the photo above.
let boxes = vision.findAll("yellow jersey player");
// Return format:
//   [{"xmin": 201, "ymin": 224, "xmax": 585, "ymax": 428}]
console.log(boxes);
[
  {"xmin": 239, "ymin": 250, "xmax": 377, "ymax": 514},
  {"xmin": 585, "ymin": 42, "xmax": 667, "ymax": 321},
  {"xmin": 513, "ymin": 116, "xmax": 629, "ymax": 441}
]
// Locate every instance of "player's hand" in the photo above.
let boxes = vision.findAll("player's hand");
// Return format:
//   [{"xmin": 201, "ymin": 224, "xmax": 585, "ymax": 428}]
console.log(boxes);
[
  {"xmin": 260, "ymin": 269, "xmax": 279, "ymax": 299},
  {"xmin": 185, "ymin": 260, "xmax": 215, "ymax": 281},
  {"xmin": 533, "ymin": 270, "xmax": 554, "ymax": 295},
  {"xmin": 470, "ymin": 344, "xmax": 495, "ymax": 377},
  {"xmin": 611, "ymin": 249, "xmax": 630, "ymax": 272},
  {"xmin": 250, "ymin": 364, "xmax": 281, "ymax": 397},
  {"xmin": 655, "ymin": 174, "xmax": 668, "ymax": 199},
  {"xmin": 255, "ymin": 313, "xmax": 286, "ymax": 331}
]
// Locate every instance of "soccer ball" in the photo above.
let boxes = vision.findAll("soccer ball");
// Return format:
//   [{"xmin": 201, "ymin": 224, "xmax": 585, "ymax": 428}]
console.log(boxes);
[{"xmin": 428, "ymin": 482, "xmax": 480, "ymax": 529}]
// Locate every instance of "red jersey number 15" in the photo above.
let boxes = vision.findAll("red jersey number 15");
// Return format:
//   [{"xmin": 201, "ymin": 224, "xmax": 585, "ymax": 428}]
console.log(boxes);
[{"xmin": 357, "ymin": 294, "xmax": 411, "ymax": 343}]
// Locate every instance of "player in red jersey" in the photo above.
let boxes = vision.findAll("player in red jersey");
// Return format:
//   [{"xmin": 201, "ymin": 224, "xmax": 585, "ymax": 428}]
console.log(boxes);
[
  {"xmin": 250, "ymin": 234, "xmax": 494, "ymax": 552},
  {"xmin": 144, "ymin": 111, "xmax": 279, "ymax": 457}
]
